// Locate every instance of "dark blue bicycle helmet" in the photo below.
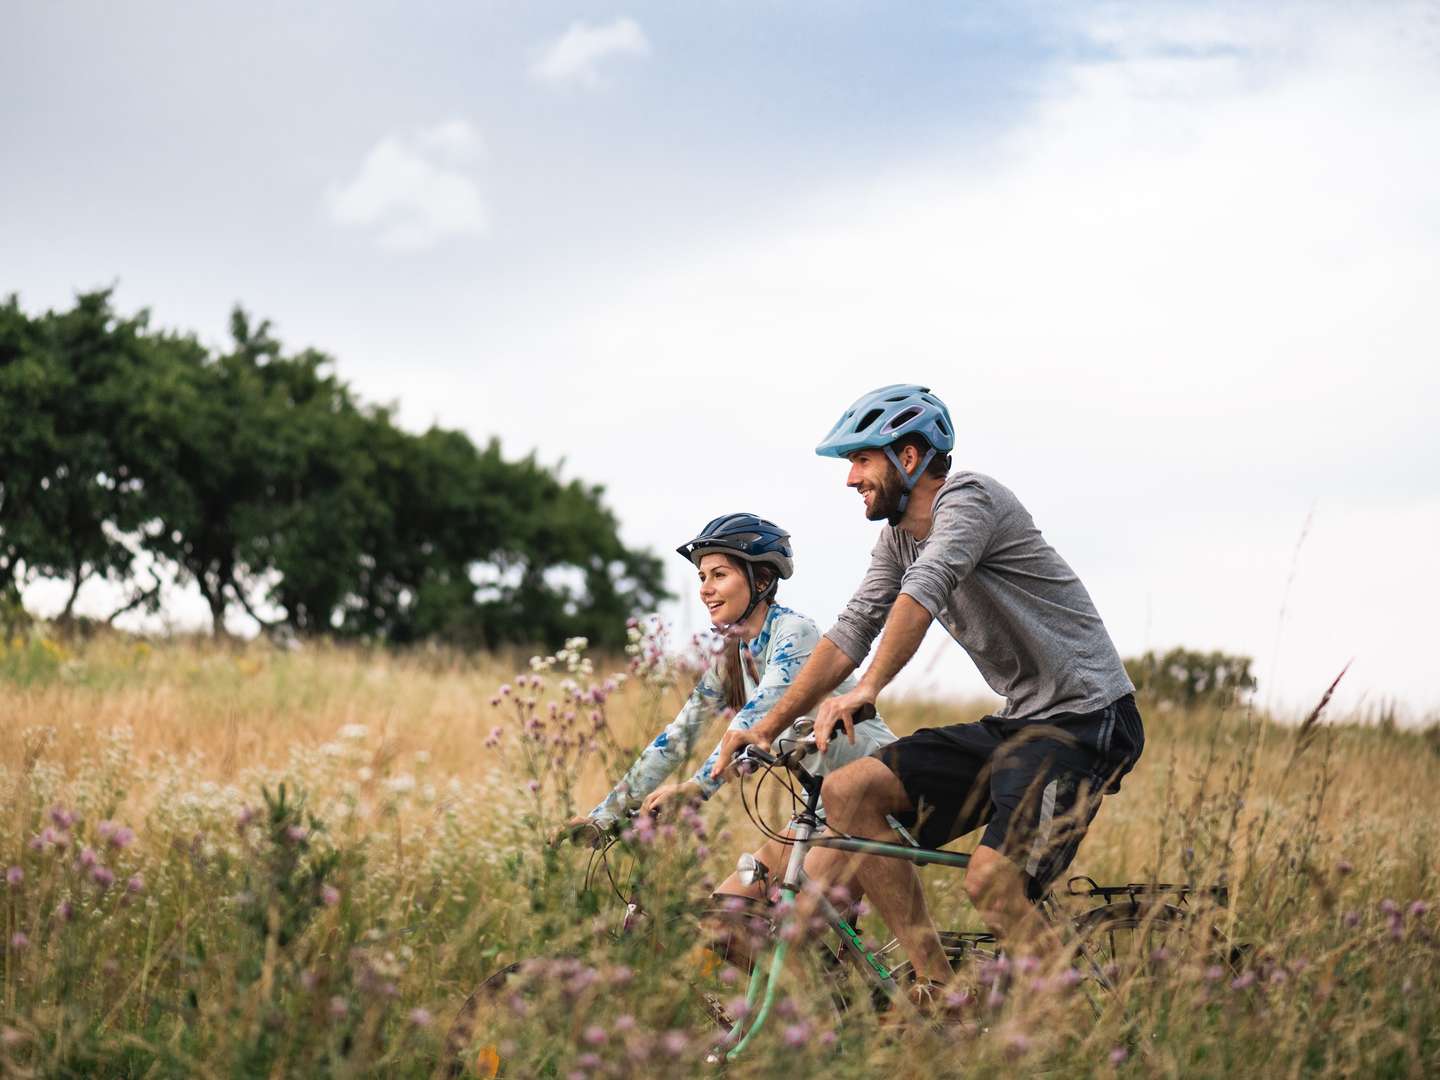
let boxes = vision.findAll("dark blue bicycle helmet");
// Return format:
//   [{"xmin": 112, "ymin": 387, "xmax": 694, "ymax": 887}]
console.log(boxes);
[{"xmin": 677, "ymin": 513, "xmax": 793, "ymax": 624}]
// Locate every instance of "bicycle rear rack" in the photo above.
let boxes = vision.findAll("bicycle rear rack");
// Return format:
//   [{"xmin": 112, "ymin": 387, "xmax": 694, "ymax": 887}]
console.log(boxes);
[{"xmin": 1065, "ymin": 875, "xmax": 1229, "ymax": 907}]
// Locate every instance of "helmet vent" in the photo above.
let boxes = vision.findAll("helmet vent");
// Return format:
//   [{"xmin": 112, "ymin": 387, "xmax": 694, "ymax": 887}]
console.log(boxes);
[
  {"xmin": 885, "ymin": 406, "xmax": 922, "ymax": 431},
  {"xmin": 855, "ymin": 408, "xmax": 884, "ymax": 433}
]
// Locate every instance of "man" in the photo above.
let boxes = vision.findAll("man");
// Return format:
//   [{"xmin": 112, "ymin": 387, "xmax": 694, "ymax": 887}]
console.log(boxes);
[{"xmin": 711, "ymin": 383, "xmax": 1143, "ymax": 992}]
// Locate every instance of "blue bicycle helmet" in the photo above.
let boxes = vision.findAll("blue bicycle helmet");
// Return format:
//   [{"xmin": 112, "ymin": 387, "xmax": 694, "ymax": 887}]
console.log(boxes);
[
  {"xmin": 677, "ymin": 514, "xmax": 793, "ymax": 624},
  {"xmin": 815, "ymin": 384, "xmax": 954, "ymax": 516}
]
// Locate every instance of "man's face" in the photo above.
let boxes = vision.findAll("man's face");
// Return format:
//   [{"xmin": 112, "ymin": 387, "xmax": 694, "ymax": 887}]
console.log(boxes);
[{"xmin": 845, "ymin": 449, "xmax": 904, "ymax": 522}]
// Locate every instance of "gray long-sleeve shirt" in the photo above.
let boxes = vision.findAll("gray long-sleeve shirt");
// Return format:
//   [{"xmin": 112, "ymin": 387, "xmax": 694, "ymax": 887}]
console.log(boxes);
[{"xmin": 826, "ymin": 471, "xmax": 1133, "ymax": 720}]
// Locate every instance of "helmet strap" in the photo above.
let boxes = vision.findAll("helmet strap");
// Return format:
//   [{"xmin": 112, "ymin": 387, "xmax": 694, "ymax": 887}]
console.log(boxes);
[
  {"xmin": 883, "ymin": 444, "xmax": 936, "ymax": 521},
  {"xmin": 736, "ymin": 561, "xmax": 776, "ymax": 627}
]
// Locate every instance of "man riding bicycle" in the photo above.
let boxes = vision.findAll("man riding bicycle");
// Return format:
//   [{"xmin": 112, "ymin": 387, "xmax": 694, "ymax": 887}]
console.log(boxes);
[{"xmin": 712, "ymin": 384, "xmax": 1143, "ymax": 995}]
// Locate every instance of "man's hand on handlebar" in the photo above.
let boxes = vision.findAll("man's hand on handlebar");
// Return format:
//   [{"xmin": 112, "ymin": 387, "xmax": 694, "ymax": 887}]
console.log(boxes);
[{"xmin": 814, "ymin": 685, "xmax": 878, "ymax": 753}]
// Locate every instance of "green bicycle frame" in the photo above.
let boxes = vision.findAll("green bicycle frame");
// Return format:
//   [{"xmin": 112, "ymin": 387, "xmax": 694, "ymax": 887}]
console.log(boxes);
[{"xmin": 725, "ymin": 885, "xmax": 900, "ymax": 1059}]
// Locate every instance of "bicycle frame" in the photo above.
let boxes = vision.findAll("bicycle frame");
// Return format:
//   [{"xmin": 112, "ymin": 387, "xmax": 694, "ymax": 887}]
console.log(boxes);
[{"xmin": 720, "ymin": 738, "xmax": 966, "ymax": 1058}]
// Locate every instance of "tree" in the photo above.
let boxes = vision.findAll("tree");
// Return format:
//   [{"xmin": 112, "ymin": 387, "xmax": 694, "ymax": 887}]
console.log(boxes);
[
  {"xmin": 1, "ymin": 292, "xmax": 669, "ymax": 647},
  {"xmin": 1124, "ymin": 647, "xmax": 1257, "ymax": 709}
]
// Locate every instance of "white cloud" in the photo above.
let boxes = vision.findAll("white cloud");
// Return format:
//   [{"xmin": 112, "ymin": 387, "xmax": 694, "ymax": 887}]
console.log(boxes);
[
  {"xmin": 325, "ymin": 120, "xmax": 487, "ymax": 251},
  {"xmin": 529, "ymin": 16, "xmax": 650, "ymax": 89}
]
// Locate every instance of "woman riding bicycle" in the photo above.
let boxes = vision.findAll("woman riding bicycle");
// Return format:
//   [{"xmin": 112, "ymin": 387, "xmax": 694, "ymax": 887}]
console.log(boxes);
[{"xmin": 567, "ymin": 513, "xmax": 897, "ymax": 902}]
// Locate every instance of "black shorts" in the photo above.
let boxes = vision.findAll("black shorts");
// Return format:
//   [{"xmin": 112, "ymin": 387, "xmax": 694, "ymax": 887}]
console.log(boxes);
[{"xmin": 875, "ymin": 694, "xmax": 1144, "ymax": 899}]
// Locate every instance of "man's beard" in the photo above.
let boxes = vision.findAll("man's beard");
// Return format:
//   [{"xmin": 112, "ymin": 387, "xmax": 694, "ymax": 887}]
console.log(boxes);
[{"xmin": 864, "ymin": 467, "xmax": 906, "ymax": 524}]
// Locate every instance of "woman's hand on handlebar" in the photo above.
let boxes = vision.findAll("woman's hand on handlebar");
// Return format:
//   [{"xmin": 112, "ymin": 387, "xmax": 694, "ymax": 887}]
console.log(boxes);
[
  {"xmin": 639, "ymin": 780, "xmax": 704, "ymax": 819},
  {"xmin": 552, "ymin": 815, "xmax": 605, "ymax": 848},
  {"xmin": 710, "ymin": 728, "xmax": 772, "ymax": 779},
  {"xmin": 814, "ymin": 685, "xmax": 878, "ymax": 753}
]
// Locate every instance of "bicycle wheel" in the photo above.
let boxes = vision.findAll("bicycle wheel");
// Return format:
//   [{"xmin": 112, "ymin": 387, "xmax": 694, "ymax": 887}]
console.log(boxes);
[
  {"xmin": 445, "ymin": 957, "xmax": 563, "ymax": 1079},
  {"xmin": 1069, "ymin": 902, "xmax": 1243, "ymax": 993}
]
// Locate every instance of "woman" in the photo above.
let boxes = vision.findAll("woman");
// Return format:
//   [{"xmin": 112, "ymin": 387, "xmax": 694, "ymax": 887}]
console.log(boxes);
[{"xmin": 573, "ymin": 512, "xmax": 896, "ymax": 902}]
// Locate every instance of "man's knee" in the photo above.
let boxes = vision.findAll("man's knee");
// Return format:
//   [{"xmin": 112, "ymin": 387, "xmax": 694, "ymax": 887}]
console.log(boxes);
[
  {"xmin": 821, "ymin": 757, "xmax": 907, "ymax": 817},
  {"xmin": 964, "ymin": 845, "xmax": 1020, "ymax": 910}
]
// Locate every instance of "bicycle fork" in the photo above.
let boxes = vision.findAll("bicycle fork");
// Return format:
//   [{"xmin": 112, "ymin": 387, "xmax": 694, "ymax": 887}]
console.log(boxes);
[{"xmin": 721, "ymin": 815, "xmax": 904, "ymax": 1061}]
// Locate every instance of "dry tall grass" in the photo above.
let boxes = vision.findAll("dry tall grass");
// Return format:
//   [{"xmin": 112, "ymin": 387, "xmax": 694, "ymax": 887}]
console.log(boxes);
[{"xmin": 1, "ymin": 629, "xmax": 1437, "ymax": 1077}]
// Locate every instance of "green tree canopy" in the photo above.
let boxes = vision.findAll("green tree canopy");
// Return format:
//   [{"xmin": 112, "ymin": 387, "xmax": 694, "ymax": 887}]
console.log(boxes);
[{"xmin": 0, "ymin": 290, "xmax": 667, "ymax": 647}]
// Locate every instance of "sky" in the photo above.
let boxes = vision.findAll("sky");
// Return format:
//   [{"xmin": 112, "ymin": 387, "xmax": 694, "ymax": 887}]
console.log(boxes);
[{"xmin": 4, "ymin": 1, "xmax": 1438, "ymax": 721}]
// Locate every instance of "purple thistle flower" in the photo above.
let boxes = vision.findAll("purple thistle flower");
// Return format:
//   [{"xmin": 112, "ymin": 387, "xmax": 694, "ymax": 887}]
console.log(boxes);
[
  {"xmin": 614, "ymin": 1013, "xmax": 636, "ymax": 1032},
  {"xmin": 91, "ymin": 865, "xmax": 115, "ymax": 890},
  {"xmin": 4, "ymin": 866, "xmax": 21, "ymax": 888},
  {"xmin": 408, "ymin": 1007, "xmax": 433, "ymax": 1028},
  {"xmin": 782, "ymin": 1022, "xmax": 811, "ymax": 1048},
  {"xmin": 108, "ymin": 826, "xmax": 135, "ymax": 850},
  {"xmin": 126, "ymin": 874, "xmax": 144, "ymax": 896},
  {"xmin": 1342, "ymin": 910, "xmax": 1361, "ymax": 928},
  {"xmin": 329, "ymin": 996, "xmax": 349, "ymax": 1019},
  {"xmin": 26, "ymin": 835, "xmax": 43, "ymax": 853},
  {"xmin": 97, "ymin": 820, "xmax": 116, "ymax": 841},
  {"xmin": 576, "ymin": 1053, "xmax": 602, "ymax": 1069},
  {"xmin": 659, "ymin": 1030, "xmax": 688, "ymax": 1056},
  {"xmin": 1336, "ymin": 859, "xmax": 1354, "ymax": 876},
  {"xmin": 50, "ymin": 806, "xmax": 75, "ymax": 829},
  {"xmin": 1110, "ymin": 1046, "xmax": 1129, "ymax": 1065},
  {"xmin": 1005, "ymin": 1032, "xmax": 1032, "ymax": 1058},
  {"xmin": 1379, "ymin": 898, "xmax": 1399, "ymax": 916},
  {"xmin": 1409, "ymin": 900, "xmax": 1430, "ymax": 919},
  {"xmin": 321, "ymin": 885, "xmax": 341, "ymax": 906},
  {"xmin": 9, "ymin": 931, "xmax": 29, "ymax": 952},
  {"xmin": 78, "ymin": 847, "xmax": 98, "ymax": 869},
  {"xmin": 57, "ymin": 900, "xmax": 74, "ymax": 923},
  {"xmin": 285, "ymin": 825, "xmax": 308, "ymax": 843},
  {"xmin": 1231, "ymin": 970, "xmax": 1257, "ymax": 991},
  {"xmin": 500, "ymin": 684, "xmax": 513, "ymax": 697},
  {"xmin": 581, "ymin": 1025, "xmax": 607, "ymax": 1046},
  {"xmin": 1204, "ymin": 964, "xmax": 1225, "ymax": 982}
]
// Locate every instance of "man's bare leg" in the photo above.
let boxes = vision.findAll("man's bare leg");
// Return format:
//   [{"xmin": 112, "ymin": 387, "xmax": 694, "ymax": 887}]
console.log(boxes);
[
  {"xmin": 964, "ymin": 845, "xmax": 1065, "ymax": 961},
  {"xmin": 805, "ymin": 758, "xmax": 954, "ymax": 985}
]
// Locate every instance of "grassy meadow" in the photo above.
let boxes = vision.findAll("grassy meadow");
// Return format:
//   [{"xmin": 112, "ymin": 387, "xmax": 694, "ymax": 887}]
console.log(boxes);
[{"xmin": 1, "ymin": 626, "xmax": 1438, "ymax": 1078}]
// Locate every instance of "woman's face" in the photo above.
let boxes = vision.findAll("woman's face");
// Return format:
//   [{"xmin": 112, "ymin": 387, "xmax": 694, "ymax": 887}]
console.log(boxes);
[{"xmin": 697, "ymin": 554, "xmax": 751, "ymax": 626}]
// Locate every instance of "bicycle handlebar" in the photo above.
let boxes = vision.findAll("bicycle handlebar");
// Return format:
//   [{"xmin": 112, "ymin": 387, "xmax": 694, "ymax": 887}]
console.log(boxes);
[{"xmin": 731, "ymin": 703, "xmax": 879, "ymax": 776}]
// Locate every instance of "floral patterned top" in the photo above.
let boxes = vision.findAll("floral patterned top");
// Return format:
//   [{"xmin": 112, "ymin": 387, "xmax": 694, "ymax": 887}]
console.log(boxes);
[{"xmin": 590, "ymin": 604, "xmax": 895, "ymax": 825}]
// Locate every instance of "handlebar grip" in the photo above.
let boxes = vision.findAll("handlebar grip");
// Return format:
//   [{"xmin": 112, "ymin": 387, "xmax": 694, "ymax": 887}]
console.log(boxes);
[{"xmin": 853, "ymin": 702, "xmax": 877, "ymax": 723}]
